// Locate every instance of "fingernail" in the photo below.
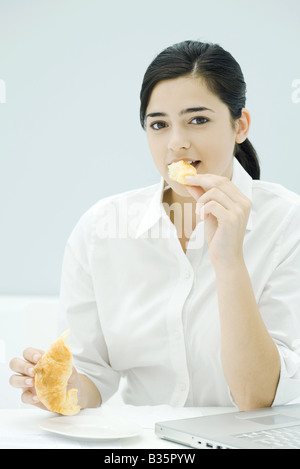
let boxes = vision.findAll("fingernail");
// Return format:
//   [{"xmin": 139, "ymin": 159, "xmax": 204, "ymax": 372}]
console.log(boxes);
[
  {"xmin": 28, "ymin": 367, "xmax": 34, "ymax": 377},
  {"xmin": 33, "ymin": 354, "xmax": 41, "ymax": 363},
  {"xmin": 32, "ymin": 395, "xmax": 39, "ymax": 402},
  {"xmin": 185, "ymin": 176, "xmax": 195, "ymax": 182},
  {"xmin": 25, "ymin": 378, "xmax": 33, "ymax": 386}
]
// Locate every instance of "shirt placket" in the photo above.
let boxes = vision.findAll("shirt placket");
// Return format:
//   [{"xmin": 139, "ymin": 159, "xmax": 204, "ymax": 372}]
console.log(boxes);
[{"xmin": 162, "ymin": 215, "xmax": 195, "ymax": 406}]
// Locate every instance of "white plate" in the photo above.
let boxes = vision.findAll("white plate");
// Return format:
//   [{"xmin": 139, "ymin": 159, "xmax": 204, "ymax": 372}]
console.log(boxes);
[{"xmin": 40, "ymin": 415, "xmax": 142, "ymax": 440}]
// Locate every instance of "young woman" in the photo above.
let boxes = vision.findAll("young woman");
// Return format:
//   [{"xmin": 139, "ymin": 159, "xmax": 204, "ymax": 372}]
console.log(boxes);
[{"xmin": 10, "ymin": 40, "xmax": 300, "ymax": 411}]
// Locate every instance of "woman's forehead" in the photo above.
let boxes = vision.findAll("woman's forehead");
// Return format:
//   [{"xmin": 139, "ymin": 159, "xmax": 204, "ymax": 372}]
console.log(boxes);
[{"xmin": 147, "ymin": 76, "xmax": 222, "ymax": 114}]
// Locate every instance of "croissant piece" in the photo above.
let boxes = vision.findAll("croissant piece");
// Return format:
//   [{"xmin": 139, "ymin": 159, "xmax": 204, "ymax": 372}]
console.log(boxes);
[
  {"xmin": 34, "ymin": 329, "xmax": 81, "ymax": 416},
  {"xmin": 168, "ymin": 160, "xmax": 197, "ymax": 185}
]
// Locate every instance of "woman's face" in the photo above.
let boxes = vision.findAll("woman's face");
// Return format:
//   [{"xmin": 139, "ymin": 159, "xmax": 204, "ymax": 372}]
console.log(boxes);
[{"xmin": 145, "ymin": 76, "xmax": 245, "ymax": 197}]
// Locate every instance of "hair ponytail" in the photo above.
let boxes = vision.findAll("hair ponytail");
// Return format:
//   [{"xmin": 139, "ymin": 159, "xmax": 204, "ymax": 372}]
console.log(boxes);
[
  {"xmin": 235, "ymin": 139, "xmax": 260, "ymax": 180},
  {"xmin": 140, "ymin": 40, "xmax": 261, "ymax": 180}
]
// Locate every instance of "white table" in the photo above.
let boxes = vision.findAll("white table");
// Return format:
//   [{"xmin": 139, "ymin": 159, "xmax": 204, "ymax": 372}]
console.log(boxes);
[{"xmin": 0, "ymin": 404, "xmax": 235, "ymax": 449}]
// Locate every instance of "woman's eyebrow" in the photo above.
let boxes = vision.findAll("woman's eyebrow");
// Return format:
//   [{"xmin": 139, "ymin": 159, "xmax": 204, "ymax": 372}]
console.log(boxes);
[
  {"xmin": 146, "ymin": 106, "xmax": 215, "ymax": 119},
  {"xmin": 146, "ymin": 112, "xmax": 167, "ymax": 119},
  {"xmin": 181, "ymin": 106, "xmax": 215, "ymax": 115}
]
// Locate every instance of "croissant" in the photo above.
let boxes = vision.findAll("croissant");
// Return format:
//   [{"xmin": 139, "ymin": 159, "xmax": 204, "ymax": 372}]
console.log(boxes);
[
  {"xmin": 34, "ymin": 329, "xmax": 81, "ymax": 415},
  {"xmin": 168, "ymin": 160, "xmax": 197, "ymax": 185}
]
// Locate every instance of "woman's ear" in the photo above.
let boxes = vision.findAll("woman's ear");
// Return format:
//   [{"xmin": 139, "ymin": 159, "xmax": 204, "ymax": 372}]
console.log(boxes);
[{"xmin": 235, "ymin": 108, "xmax": 251, "ymax": 144}]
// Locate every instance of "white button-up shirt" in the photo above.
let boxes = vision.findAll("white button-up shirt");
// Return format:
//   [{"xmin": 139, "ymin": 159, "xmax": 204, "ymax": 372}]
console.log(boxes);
[{"xmin": 60, "ymin": 158, "xmax": 300, "ymax": 407}]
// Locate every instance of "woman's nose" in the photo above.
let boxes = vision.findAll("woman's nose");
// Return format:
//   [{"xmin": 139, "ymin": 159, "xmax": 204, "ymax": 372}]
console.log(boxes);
[{"xmin": 167, "ymin": 128, "xmax": 191, "ymax": 152}]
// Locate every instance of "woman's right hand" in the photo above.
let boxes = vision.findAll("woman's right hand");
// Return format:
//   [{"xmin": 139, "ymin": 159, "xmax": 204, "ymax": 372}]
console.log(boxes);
[
  {"xmin": 9, "ymin": 349, "xmax": 83, "ymax": 411},
  {"xmin": 9, "ymin": 348, "xmax": 48, "ymax": 410}
]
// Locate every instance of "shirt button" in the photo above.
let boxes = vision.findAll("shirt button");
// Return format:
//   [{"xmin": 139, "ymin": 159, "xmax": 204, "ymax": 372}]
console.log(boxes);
[
  {"xmin": 184, "ymin": 270, "xmax": 191, "ymax": 279},
  {"xmin": 180, "ymin": 383, "xmax": 187, "ymax": 391}
]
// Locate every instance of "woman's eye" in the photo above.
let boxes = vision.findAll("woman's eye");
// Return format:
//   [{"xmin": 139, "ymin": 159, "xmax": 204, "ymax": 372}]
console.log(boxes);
[
  {"xmin": 150, "ymin": 121, "xmax": 167, "ymax": 130},
  {"xmin": 190, "ymin": 116, "xmax": 209, "ymax": 125}
]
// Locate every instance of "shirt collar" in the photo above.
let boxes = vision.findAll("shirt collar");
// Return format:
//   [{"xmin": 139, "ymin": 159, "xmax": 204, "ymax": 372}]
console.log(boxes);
[
  {"xmin": 135, "ymin": 157, "xmax": 253, "ymax": 239},
  {"xmin": 135, "ymin": 177, "xmax": 167, "ymax": 239}
]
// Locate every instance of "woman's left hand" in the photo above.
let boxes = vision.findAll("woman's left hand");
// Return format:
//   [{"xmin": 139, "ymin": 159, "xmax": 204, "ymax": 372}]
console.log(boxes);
[{"xmin": 185, "ymin": 174, "xmax": 252, "ymax": 268}]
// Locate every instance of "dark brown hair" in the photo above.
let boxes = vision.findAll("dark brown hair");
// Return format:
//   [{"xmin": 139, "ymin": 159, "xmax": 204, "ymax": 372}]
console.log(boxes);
[{"xmin": 140, "ymin": 40, "xmax": 260, "ymax": 179}]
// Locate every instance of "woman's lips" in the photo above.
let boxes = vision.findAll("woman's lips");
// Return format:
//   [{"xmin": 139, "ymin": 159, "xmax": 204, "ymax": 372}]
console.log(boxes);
[{"xmin": 168, "ymin": 159, "xmax": 201, "ymax": 168}]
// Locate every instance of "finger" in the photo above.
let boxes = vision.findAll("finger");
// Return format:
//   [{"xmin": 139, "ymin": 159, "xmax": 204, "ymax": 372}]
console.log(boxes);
[
  {"xmin": 9, "ymin": 374, "xmax": 34, "ymax": 388},
  {"xmin": 21, "ymin": 389, "xmax": 40, "ymax": 405},
  {"xmin": 9, "ymin": 357, "xmax": 35, "ymax": 377},
  {"xmin": 185, "ymin": 174, "xmax": 244, "ymax": 204},
  {"xmin": 201, "ymin": 200, "xmax": 228, "ymax": 222},
  {"xmin": 23, "ymin": 348, "xmax": 44, "ymax": 365},
  {"xmin": 185, "ymin": 173, "xmax": 226, "ymax": 189},
  {"xmin": 197, "ymin": 187, "xmax": 236, "ymax": 212},
  {"xmin": 21, "ymin": 390, "xmax": 50, "ymax": 411}
]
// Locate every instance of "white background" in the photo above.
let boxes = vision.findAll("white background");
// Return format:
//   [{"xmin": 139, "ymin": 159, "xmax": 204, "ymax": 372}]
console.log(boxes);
[{"xmin": 0, "ymin": 0, "xmax": 300, "ymax": 295}]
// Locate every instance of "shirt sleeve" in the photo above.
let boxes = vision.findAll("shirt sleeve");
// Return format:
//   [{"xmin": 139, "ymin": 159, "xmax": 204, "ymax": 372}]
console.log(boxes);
[
  {"xmin": 59, "ymin": 211, "xmax": 121, "ymax": 404},
  {"xmin": 258, "ymin": 204, "xmax": 300, "ymax": 406}
]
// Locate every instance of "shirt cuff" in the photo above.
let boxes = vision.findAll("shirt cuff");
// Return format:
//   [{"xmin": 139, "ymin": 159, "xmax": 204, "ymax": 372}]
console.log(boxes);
[
  {"xmin": 272, "ymin": 344, "xmax": 300, "ymax": 406},
  {"xmin": 73, "ymin": 360, "xmax": 121, "ymax": 404},
  {"xmin": 225, "ymin": 344, "xmax": 300, "ymax": 409}
]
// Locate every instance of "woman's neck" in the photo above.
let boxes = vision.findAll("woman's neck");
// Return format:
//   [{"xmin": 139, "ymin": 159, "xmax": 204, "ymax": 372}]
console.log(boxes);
[{"xmin": 163, "ymin": 187, "xmax": 199, "ymax": 252}]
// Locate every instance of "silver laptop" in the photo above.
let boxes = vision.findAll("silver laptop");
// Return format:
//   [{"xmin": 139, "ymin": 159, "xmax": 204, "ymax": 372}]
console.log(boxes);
[{"xmin": 155, "ymin": 404, "xmax": 300, "ymax": 449}]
